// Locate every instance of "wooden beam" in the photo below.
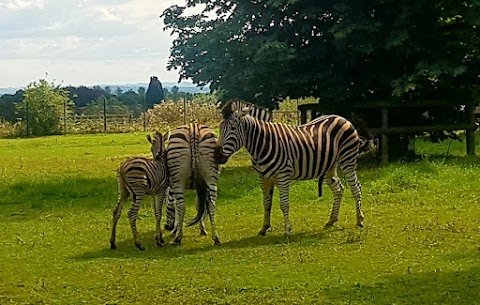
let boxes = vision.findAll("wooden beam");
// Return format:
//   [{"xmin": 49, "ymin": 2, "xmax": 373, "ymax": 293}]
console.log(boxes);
[
  {"xmin": 369, "ymin": 123, "xmax": 476, "ymax": 135},
  {"xmin": 381, "ymin": 107, "xmax": 389, "ymax": 164}
]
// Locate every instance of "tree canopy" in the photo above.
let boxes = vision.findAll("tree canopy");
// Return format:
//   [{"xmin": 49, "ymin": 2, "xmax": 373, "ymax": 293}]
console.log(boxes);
[{"xmin": 162, "ymin": 0, "xmax": 480, "ymax": 110}]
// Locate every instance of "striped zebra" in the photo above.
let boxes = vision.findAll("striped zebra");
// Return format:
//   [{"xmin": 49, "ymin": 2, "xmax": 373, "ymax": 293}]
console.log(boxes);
[
  {"xmin": 166, "ymin": 123, "xmax": 221, "ymax": 246},
  {"xmin": 216, "ymin": 101, "xmax": 365, "ymax": 237},
  {"xmin": 164, "ymin": 99, "xmax": 272, "ymax": 228},
  {"xmin": 110, "ymin": 131, "xmax": 169, "ymax": 250}
]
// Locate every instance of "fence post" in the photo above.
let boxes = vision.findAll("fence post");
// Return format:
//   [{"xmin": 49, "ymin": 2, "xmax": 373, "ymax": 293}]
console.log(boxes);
[
  {"xmin": 26, "ymin": 99, "xmax": 30, "ymax": 137},
  {"xmin": 63, "ymin": 99, "xmax": 67, "ymax": 134},
  {"xmin": 183, "ymin": 94, "xmax": 187, "ymax": 125},
  {"xmin": 103, "ymin": 96, "xmax": 107, "ymax": 133},
  {"xmin": 143, "ymin": 93, "xmax": 146, "ymax": 132}
]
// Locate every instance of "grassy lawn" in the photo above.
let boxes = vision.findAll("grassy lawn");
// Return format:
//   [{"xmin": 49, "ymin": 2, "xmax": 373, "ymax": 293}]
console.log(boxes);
[{"xmin": 0, "ymin": 132, "xmax": 479, "ymax": 304}]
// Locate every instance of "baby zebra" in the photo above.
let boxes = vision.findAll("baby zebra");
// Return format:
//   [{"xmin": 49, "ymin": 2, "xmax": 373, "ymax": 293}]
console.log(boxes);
[{"xmin": 110, "ymin": 131, "xmax": 169, "ymax": 250}]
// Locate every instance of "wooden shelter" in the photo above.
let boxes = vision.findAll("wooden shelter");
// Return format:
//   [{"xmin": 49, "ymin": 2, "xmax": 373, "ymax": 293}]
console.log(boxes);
[{"xmin": 299, "ymin": 100, "xmax": 477, "ymax": 164}]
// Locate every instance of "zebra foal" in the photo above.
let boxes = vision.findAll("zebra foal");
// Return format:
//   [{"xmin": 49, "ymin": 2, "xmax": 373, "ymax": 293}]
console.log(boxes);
[
  {"xmin": 110, "ymin": 131, "xmax": 169, "ymax": 250},
  {"xmin": 216, "ymin": 101, "xmax": 365, "ymax": 238},
  {"xmin": 166, "ymin": 123, "xmax": 221, "ymax": 246}
]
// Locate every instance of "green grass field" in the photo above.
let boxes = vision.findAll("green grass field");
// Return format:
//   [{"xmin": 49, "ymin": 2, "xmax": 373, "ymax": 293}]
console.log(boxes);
[{"xmin": 0, "ymin": 132, "xmax": 479, "ymax": 304}]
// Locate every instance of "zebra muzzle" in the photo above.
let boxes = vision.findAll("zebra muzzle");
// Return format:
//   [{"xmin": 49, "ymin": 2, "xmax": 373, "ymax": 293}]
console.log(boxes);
[{"xmin": 213, "ymin": 145, "xmax": 229, "ymax": 164}]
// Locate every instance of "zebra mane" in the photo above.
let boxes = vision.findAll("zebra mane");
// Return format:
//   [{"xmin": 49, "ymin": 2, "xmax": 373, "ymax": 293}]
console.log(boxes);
[
  {"xmin": 220, "ymin": 99, "xmax": 271, "ymax": 120},
  {"xmin": 220, "ymin": 99, "xmax": 249, "ymax": 119}
]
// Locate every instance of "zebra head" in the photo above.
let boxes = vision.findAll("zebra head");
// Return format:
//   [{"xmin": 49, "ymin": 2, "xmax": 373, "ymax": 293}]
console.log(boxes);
[
  {"xmin": 216, "ymin": 101, "xmax": 249, "ymax": 162},
  {"xmin": 146, "ymin": 131, "xmax": 168, "ymax": 160}
]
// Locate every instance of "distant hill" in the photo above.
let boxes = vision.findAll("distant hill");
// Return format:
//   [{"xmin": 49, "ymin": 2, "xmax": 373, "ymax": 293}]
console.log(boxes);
[{"xmin": 0, "ymin": 82, "xmax": 210, "ymax": 96}]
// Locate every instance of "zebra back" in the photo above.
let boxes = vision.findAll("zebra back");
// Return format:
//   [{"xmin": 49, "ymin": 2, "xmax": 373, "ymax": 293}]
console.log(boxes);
[
  {"xmin": 166, "ymin": 123, "xmax": 219, "ymax": 226},
  {"xmin": 118, "ymin": 132, "xmax": 169, "ymax": 196}
]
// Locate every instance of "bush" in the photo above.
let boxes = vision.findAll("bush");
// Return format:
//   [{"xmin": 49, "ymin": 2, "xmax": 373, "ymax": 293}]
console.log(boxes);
[{"xmin": 148, "ymin": 96, "xmax": 221, "ymax": 131}]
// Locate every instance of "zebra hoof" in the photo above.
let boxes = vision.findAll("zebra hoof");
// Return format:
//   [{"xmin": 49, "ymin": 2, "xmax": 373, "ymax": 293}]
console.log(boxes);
[
  {"xmin": 171, "ymin": 238, "xmax": 182, "ymax": 246},
  {"xmin": 135, "ymin": 243, "xmax": 145, "ymax": 251},
  {"xmin": 213, "ymin": 237, "xmax": 222, "ymax": 246},
  {"xmin": 324, "ymin": 220, "xmax": 337, "ymax": 229},
  {"xmin": 258, "ymin": 226, "xmax": 270, "ymax": 236},
  {"xmin": 156, "ymin": 238, "xmax": 165, "ymax": 247},
  {"xmin": 110, "ymin": 242, "xmax": 116, "ymax": 250}
]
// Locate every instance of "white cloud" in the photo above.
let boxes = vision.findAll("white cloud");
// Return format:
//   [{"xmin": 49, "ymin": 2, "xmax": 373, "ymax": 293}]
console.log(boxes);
[
  {"xmin": 0, "ymin": 0, "xmax": 45, "ymax": 10},
  {"xmin": 0, "ymin": 0, "xmax": 186, "ymax": 87},
  {"xmin": 87, "ymin": 6, "xmax": 122, "ymax": 22}
]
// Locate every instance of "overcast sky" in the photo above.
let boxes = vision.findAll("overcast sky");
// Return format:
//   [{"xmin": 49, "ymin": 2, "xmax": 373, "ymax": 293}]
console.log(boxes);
[{"xmin": 0, "ymin": 0, "xmax": 186, "ymax": 88}]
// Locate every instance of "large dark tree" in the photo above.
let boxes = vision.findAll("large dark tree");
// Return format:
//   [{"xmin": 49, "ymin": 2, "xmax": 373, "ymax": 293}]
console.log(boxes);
[
  {"xmin": 65, "ymin": 86, "xmax": 106, "ymax": 109},
  {"xmin": 146, "ymin": 76, "xmax": 165, "ymax": 109},
  {"xmin": 162, "ymin": 0, "xmax": 480, "ymax": 110},
  {"xmin": 0, "ymin": 90, "xmax": 24, "ymax": 123}
]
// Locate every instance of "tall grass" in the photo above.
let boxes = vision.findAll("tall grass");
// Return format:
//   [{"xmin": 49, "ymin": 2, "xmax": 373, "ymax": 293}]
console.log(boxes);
[{"xmin": 0, "ymin": 133, "xmax": 479, "ymax": 304}]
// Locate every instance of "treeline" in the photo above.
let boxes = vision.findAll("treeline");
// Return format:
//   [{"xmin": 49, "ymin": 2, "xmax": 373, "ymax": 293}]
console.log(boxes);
[{"xmin": 0, "ymin": 79, "xmax": 195, "ymax": 124}]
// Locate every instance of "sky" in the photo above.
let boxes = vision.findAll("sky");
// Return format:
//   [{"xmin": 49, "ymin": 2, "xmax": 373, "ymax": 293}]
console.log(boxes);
[{"xmin": 0, "ymin": 0, "xmax": 188, "ymax": 88}]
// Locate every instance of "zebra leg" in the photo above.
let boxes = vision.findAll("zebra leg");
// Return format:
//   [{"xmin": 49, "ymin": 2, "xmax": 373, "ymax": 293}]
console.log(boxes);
[
  {"xmin": 164, "ymin": 188, "xmax": 176, "ymax": 232},
  {"xmin": 171, "ymin": 191, "xmax": 185, "ymax": 245},
  {"xmin": 258, "ymin": 177, "xmax": 275, "ymax": 236},
  {"xmin": 207, "ymin": 186, "xmax": 221, "ymax": 246},
  {"xmin": 154, "ymin": 192, "xmax": 166, "ymax": 247},
  {"xmin": 128, "ymin": 195, "xmax": 145, "ymax": 250},
  {"xmin": 277, "ymin": 177, "xmax": 292, "ymax": 238},
  {"xmin": 324, "ymin": 167, "xmax": 344, "ymax": 228},
  {"xmin": 110, "ymin": 190, "xmax": 128, "ymax": 250},
  {"xmin": 341, "ymin": 165, "xmax": 364, "ymax": 227},
  {"xmin": 196, "ymin": 194, "xmax": 208, "ymax": 236}
]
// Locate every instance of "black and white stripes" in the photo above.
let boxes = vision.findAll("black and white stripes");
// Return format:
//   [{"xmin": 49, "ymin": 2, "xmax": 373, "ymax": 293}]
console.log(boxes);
[
  {"xmin": 110, "ymin": 132, "xmax": 169, "ymax": 250},
  {"xmin": 217, "ymin": 102, "xmax": 364, "ymax": 237},
  {"xmin": 166, "ymin": 123, "xmax": 222, "ymax": 246}
]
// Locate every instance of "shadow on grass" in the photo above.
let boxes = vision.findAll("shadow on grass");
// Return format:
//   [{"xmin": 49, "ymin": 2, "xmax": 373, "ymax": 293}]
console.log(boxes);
[
  {"xmin": 0, "ymin": 176, "xmax": 117, "ymax": 210},
  {"xmin": 71, "ymin": 228, "xmax": 329, "ymax": 261},
  {"xmin": 324, "ymin": 250, "xmax": 480, "ymax": 304}
]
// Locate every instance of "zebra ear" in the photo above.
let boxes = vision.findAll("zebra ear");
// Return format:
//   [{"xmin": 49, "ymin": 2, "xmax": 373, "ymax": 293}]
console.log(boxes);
[
  {"xmin": 163, "ymin": 130, "xmax": 170, "ymax": 142},
  {"xmin": 240, "ymin": 106, "xmax": 251, "ymax": 116}
]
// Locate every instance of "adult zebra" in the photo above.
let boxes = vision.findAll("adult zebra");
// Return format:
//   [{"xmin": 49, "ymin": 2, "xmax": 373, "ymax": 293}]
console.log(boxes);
[
  {"xmin": 164, "ymin": 99, "xmax": 272, "ymax": 230},
  {"xmin": 110, "ymin": 131, "xmax": 169, "ymax": 250},
  {"xmin": 216, "ymin": 101, "xmax": 365, "ymax": 237},
  {"xmin": 166, "ymin": 123, "xmax": 222, "ymax": 246}
]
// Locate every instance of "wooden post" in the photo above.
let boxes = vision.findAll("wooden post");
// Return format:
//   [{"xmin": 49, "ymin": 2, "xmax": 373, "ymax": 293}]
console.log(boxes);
[
  {"xmin": 381, "ymin": 107, "xmax": 389, "ymax": 164},
  {"xmin": 103, "ymin": 96, "xmax": 107, "ymax": 133},
  {"xmin": 466, "ymin": 103, "xmax": 476, "ymax": 156},
  {"xmin": 183, "ymin": 94, "xmax": 187, "ymax": 125},
  {"xmin": 300, "ymin": 109, "xmax": 307, "ymax": 124}
]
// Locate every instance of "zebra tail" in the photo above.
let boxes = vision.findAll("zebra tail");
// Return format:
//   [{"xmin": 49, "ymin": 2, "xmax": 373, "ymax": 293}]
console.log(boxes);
[
  {"xmin": 187, "ymin": 175, "xmax": 209, "ymax": 227},
  {"xmin": 318, "ymin": 176, "xmax": 324, "ymax": 197}
]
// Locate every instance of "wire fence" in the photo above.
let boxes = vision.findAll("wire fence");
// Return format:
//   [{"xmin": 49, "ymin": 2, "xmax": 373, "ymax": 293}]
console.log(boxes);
[{"xmin": 0, "ymin": 101, "xmax": 301, "ymax": 138}]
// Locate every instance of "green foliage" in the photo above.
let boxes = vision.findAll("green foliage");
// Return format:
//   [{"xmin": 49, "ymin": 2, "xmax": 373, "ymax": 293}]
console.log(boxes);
[
  {"xmin": 0, "ymin": 90, "xmax": 23, "ymax": 123},
  {"xmin": 148, "ymin": 92, "xmax": 221, "ymax": 130},
  {"xmin": 16, "ymin": 79, "xmax": 74, "ymax": 136},
  {"xmin": 0, "ymin": 133, "xmax": 479, "ymax": 304},
  {"xmin": 83, "ymin": 96, "xmax": 131, "ymax": 116},
  {"xmin": 278, "ymin": 97, "xmax": 319, "ymax": 111},
  {"xmin": 162, "ymin": 0, "xmax": 480, "ymax": 110}
]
